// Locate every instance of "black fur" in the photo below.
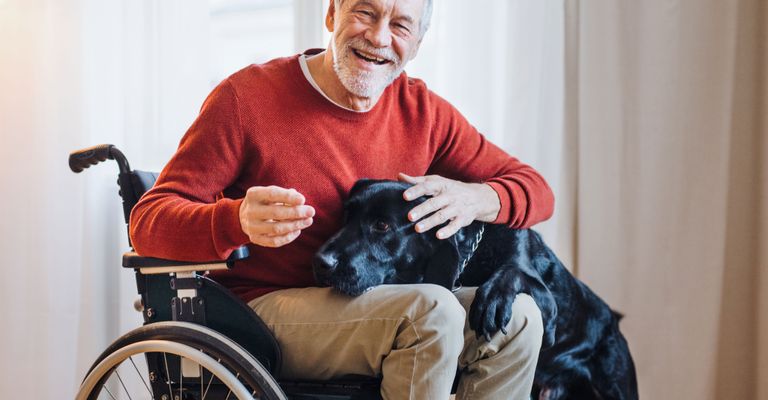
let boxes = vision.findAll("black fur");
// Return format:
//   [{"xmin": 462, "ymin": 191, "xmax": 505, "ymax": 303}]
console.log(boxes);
[{"xmin": 313, "ymin": 179, "xmax": 638, "ymax": 400}]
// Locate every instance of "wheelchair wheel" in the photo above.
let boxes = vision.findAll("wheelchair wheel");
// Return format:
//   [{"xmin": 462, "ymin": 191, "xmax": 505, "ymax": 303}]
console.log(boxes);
[{"xmin": 77, "ymin": 321, "xmax": 287, "ymax": 400}]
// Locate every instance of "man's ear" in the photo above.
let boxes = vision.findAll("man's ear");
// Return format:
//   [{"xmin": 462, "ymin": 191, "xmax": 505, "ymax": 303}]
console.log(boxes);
[
  {"xmin": 325, "ymin": 1, "xmax": 336, "ymax": 32},
  {"xmin": 422, "ymin": 236, "xmax": 462, "ymax": 290}
]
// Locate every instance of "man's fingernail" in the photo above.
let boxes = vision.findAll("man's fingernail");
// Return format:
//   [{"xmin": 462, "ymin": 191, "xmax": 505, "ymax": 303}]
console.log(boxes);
[{"xmin": 409, "ymin": 212, "xmax": 418, "ymax": 220}]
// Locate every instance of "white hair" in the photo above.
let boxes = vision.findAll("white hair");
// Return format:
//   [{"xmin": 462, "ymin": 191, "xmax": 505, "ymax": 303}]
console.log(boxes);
[{"xmin": 334, "ymin": 0, "xmax": 434, "ymax": 39}]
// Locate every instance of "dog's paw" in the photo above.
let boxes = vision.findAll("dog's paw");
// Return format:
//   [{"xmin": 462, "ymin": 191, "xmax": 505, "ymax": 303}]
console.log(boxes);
[{"xmin": 468, "ymin": 280, "xmax": 518, "ymax": 341}]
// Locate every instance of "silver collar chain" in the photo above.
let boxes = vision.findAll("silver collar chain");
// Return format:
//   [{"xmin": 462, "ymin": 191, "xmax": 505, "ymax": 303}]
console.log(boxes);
[{"xmin": 452, "ymin": 224, "xmax": 485, "ymax": 291}]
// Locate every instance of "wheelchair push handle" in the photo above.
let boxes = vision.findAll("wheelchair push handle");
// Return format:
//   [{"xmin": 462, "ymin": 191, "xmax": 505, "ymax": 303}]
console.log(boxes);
[{"xmin": 69, "ymin": 144, "xmax": 131, "ymax": 174}]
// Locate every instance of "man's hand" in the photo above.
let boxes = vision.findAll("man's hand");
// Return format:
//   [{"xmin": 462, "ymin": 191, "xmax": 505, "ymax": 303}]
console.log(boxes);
[
  {"xmin": 399, "ymin": 173, "xmax": 500, "ymax": 239},
  {"xmin": 239, "ymin": 186, "xmax": 315, "ymax": 248}
]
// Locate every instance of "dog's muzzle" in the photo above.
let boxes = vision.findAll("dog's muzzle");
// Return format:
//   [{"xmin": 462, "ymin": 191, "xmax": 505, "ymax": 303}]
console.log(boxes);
[{"xmin": 312, "ymin": 252, "xmax": 337, "ymax": 286}]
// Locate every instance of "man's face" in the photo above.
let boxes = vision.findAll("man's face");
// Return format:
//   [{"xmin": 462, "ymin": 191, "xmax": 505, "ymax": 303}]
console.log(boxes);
[{"xmin": 328, "ymin": 0, "xmax": 425, "ymax": 98}]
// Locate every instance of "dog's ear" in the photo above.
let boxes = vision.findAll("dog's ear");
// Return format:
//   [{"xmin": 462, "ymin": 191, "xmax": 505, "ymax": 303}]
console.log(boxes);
[
  {"xmin": 348, "ymin": 179, "xmax": 376, "ymax": 198},
  {"xmin": 422, "ymin": 222, "xmax": 485, "ymax": 290},
  {"xmin": 422, "ymin": 236, "xmax": 462, "ymax": 290}
]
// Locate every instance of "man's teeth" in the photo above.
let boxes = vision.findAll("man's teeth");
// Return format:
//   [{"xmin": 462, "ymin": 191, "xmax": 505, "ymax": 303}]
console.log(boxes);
[{"xmin": 353, "ymin": 49, "xmax": 388, "ymax": 64}]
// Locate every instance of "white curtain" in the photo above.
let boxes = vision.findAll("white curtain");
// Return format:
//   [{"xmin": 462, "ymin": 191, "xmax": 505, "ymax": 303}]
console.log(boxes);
[
  {"xmin": 0, "ymin": 0, "xmax": 212, "ymax": 397},
  {"xmin": 411, "ymin": 0, "xmax": 768, "ymax": 399},
  {"xmin": 573, "ymin": 0, "xmax": 768, "ymax": 398},
  {"xmin": 2, "ymin": 1, "xmax": 766, "ymax": 399},
  {"xmin": 407, "ymin": 1, "xmax": 576, "ymax": 268}
]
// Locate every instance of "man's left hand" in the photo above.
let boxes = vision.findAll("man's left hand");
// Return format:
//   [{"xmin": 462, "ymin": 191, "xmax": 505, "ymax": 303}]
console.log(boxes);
[{"xmin": 398, "ymin": 173, "xmax": 500, "ymax": 239}]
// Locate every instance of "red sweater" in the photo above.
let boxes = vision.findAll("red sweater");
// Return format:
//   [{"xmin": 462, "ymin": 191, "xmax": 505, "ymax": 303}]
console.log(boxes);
[{"xmin": 130, "ymin": 51, "xmax": 554, "ymax": 302}]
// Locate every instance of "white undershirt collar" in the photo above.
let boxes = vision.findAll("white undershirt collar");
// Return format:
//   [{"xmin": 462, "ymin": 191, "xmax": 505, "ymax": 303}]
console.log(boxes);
[{"xmin": 298, "ymin": 54, "xmax": 369, "ymax": 113}]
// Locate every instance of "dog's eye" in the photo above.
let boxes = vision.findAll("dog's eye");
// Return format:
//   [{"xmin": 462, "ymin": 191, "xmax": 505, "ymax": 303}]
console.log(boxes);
[{"xmin": 373, "ymin": 221, "xmax": 390, "ymax": 233}]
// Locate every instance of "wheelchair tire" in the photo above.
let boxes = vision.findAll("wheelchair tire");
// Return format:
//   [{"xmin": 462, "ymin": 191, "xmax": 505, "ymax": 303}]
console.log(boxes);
[{"xmin": 77, "ymin": 321, "xmax": 287, "ymax": 400}]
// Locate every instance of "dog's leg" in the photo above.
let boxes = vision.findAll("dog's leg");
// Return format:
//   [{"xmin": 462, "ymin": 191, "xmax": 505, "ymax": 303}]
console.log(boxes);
[
  {"xmin": 589, "ymin": 330, "xmax": 638, "ymax": 400},
  {"xmin": 531, "ymin": 281, "xmax": 558, "ymax": 348},
  {"xmin": 468, "ymin": 267, "xmax": 535, "ymax": 341}
]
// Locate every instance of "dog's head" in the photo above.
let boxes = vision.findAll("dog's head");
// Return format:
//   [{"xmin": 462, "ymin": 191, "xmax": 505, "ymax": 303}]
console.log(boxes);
[{"xmin": 313, "ymin": 179, "xmax": 484, "ymax": 296}]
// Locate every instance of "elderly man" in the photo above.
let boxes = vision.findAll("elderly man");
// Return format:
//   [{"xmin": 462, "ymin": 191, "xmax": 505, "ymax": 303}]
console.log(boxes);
[{"xmin": 130, "ymin": 0, "xmax": 554, "ymax": 398}]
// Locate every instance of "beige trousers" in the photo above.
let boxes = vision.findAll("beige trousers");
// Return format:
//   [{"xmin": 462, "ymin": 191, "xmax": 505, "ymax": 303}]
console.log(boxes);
[{"xmin": 248, "ymin": 284, "xmax": 543, "ymax": 400}]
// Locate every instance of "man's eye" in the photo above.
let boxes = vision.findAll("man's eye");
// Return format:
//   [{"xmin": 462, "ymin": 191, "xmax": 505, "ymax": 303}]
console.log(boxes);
[{"xmin": 373, "ymin": 221, "xmax": 390, "ymax": 232}]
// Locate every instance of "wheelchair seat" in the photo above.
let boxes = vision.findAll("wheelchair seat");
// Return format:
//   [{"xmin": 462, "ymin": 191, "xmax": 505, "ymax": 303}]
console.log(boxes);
[{"xmin": 70, "ymin": 144, "xmax": 383, "ymax": 400}]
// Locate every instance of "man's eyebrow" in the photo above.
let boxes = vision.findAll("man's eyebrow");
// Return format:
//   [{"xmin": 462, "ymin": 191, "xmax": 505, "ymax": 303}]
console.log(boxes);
[
  {"xmin": 394, "ymin": 14, "xmax": 415, "ymax": 26},
  {"xmin": 351, "ymin": 0, "xmax": 416, "ymax": 26},
  {"xmin": 352, "ymin": 0, "xmax": 378, "ymax": 10}
]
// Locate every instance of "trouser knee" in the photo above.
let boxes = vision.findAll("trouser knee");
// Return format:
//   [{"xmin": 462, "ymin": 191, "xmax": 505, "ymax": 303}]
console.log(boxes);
[
  {"xmin": 507, "ymin": 293, "xmax": 544, "ymax": 357},
  {"xmin": 401, "ymin": 284, "xmax": 466, "ymax": 355}
]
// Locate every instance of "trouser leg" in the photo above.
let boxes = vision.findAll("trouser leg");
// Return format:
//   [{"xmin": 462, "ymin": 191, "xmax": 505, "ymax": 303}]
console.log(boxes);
[
  {"xmin": 454, "ymin": 289, "xmax": 543, "ymax": 400},
  {"xmin": 248, "ymin": 284, "xmax": 465, "ymax": 400}
]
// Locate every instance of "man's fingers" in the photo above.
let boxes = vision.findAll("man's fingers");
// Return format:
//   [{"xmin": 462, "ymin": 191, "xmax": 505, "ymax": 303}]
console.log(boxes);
[
  {"xmin": 239, "ymin": 186, "xmax": 313, "ymax": 248},
  {"xmin": 435, "ymin": 217, "xmax": 469, "ymax": 240},
  {"xmin": 246, "ymin": 204, "xmax": 315, "ymax": 221},
  {"xmin": 253, "ymin": 230, "xmax": 302, "ymax": 248},
  {"xmin": 407, "ymin": 196, "xmax": 450, "ymax": 222},
  {"xmin": 247, "ymin": 185, "xmax": 306, "ymax": 206},
  {"xmin": 415, "ymin": 207, "xmax": 457, "ymax": 233},
  {"xmin": 398, "ymin": 172, "xmax": 423, "ymax": 183},
  {"xmin": 403, "ymin": 176, "xmax": 446, "ymax": 201},
  {"xmin": 250, "ymin": 217, "xmax": 313, "ymax": 236}
]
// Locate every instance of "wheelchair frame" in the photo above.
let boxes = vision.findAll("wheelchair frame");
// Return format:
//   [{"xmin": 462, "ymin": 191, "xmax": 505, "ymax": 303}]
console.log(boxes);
[{"xmin": 70, "ymin": 144, "xmax": 382, "ymax": 400}]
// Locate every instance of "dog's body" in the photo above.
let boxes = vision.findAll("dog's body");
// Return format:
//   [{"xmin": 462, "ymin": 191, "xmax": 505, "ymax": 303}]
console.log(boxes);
[{"xmin": 313, "ymin": 180, "xmax": 638, "ymax": 400}]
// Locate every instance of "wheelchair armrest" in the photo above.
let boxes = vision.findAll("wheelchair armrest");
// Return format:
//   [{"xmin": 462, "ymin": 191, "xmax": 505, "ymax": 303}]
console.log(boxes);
[{"xmin": 123, "ymin": 245, "xmax": 250, "ymax": 274}]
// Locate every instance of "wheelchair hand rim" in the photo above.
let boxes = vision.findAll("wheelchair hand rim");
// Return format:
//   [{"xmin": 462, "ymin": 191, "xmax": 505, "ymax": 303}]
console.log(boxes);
[{"xmin": 76, "ymin": 339, "xmax": 254, "ymax": 400}]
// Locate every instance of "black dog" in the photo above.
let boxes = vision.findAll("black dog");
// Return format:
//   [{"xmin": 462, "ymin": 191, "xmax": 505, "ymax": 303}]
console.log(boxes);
[{"xmin": 313, "ymin": 179, "xmax": 638, "ymax": 400}]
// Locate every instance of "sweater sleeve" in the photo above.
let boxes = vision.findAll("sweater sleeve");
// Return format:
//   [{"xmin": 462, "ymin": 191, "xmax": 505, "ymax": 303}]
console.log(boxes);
[
  {"xmin": 129, "ymin": 79, "xmax": 251, "ymax": 261},
  {"xmin": 426, "ymin": 92, "xmax": 554, "ymax": 228}
]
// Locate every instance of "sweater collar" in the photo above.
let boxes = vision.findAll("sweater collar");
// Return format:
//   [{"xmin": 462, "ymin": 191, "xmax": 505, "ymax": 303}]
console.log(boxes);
[{"xmin": 289, "ymin": 48, "xmax": 405, "ymax": 121}]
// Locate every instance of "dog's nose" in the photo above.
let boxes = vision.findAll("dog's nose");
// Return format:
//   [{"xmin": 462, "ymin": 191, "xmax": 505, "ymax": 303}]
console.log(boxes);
[{"xmin": 314, "ymin": 252, "xmax": 338, "ymax": 272}]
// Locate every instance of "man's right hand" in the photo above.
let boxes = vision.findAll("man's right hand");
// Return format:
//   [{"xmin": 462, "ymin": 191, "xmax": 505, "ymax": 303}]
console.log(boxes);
[{"xmin": 239, "ymin": 186, "xmax": 315, "ymax": 248}]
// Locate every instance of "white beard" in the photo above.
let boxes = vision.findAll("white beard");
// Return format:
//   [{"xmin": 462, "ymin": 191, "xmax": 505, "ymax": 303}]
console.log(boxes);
[{"xmin": 331, "ymin": 36, "xmax": 405, "ymax": 98}]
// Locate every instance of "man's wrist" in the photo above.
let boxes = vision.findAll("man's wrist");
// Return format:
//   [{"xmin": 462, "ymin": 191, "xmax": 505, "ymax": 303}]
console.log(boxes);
[{"xmin": 476, "ymin": 183, "xmax": 501, "ymax": 223}]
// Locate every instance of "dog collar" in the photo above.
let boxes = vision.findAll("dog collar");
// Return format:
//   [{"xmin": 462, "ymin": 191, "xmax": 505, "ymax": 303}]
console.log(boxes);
[{"xmin": 452, "ymin": 224, "xmax": 485, "ymax": 292}]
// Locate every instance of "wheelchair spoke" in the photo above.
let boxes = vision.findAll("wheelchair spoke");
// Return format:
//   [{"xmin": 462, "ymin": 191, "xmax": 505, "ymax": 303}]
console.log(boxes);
[
  {"xmin": 103, "ymin": 386, "xmax": 118, "ymax": 400},
  {"xmin": 78, "ymin": 323, "xmax": 283, "ymax": 400},
  {"xmin": 115, "ymin": 370, "xmax": 135, "ymax": 400},
  {"xmin": 163, "ymin": 352, "xmax": 173, "ymax": 399},
  {"xmin": 223, "ymin": 372, "xmax": 240, "ymax": 400},
  {"xmin": 128, "ymin": 356, "xmax": 154, "ymax": 399},
  {"xmin": 201, "ymin": 358, "xmax": 220, "ymax": 399}
]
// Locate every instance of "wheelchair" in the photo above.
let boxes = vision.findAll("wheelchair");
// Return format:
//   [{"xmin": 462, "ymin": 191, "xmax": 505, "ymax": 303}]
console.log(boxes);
[{"xmin": 69, "ymin": 144, "xmax": 384, "ymax": 400}]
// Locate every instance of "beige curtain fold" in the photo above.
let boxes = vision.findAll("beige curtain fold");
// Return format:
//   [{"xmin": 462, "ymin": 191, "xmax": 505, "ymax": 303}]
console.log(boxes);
[
  {"xmin": 757, "ymin": 3, "xmax": 768, "ymax": 398},
  {"xmin": 571, "ymin": 0, "xmax": 768, "ymax": 398}
]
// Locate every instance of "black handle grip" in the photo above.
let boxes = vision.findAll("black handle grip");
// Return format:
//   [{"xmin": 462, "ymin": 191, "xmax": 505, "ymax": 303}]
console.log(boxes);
[{"xmin": 69, "ymin": 144, "xmax": 114, "ymax": 173}]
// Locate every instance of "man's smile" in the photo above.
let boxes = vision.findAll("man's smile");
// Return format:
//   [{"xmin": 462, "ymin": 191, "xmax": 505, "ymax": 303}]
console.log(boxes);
[{"xmin": 352, "ymin": 48, "xmax": 391, "ymax": 65}]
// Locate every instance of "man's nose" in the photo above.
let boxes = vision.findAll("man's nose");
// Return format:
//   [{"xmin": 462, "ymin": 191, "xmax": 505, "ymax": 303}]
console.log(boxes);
[{"xmin": 365, "ymin": 21, "xmax": 392, "ymax": 48}]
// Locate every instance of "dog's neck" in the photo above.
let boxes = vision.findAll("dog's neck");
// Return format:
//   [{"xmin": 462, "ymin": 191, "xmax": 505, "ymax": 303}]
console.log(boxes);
[{"xmin": 452, "ymin": 223, "xmax": 486, "ymax": 291}]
